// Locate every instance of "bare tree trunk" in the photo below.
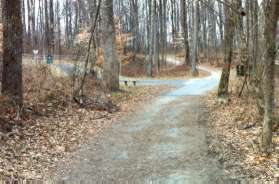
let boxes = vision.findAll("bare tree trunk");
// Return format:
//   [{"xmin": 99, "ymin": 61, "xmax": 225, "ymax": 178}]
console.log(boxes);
[
  {"xmin": 1, "ymin": 0, "xmax": 23, "ymax": 105},
  {"xmin": 217, "ymin": 0, "xmax": 236, "ymax": 104},
  {"xmin": 38, "ymin": 0, "xmax": 44, "ymax": 53},
  {"xmin": 65, "ymin": 0, "xmax": 69, "ymax": 48},
  {"xmin": 56, "ymin": 0, "xmax": 62, "ymax": 56},
  {"xmin": 101, "ymin": 0, "xmax": 119, "ymax": 91},
  {"xmin": 74, "ymin": 0, "xmax": 80, "ymax": 36},
  {"xmin": 49, "ymin": 0, "xmax": 55, "ymax": 55},
  {"xmin": 162, "ymin": 0, "xmax": 167, "ymax": 65},
  {"xmin": 191, "ymin": 0, "xmax": 199, "ymax": 76},
  {"xmin": 251, "ymin": 1, "xmax": 259, "ymax": 77},
  {"xmin": 209, "ymin": 0, "xmax": 217, "ymax": 57},
  {"xmin": 21, "ymin": 0, "xmax": 26, "ymax": 40},
  {"xmin": 27, "ymin": 0, "xmax": 31, "ymax": 41},
  {"xmin": 180, "ymin": 0, "xmax": 190, "ymax": 66},
  {"xmin": 65, "ymin": 0, "xmax": 73, "ymax": 48},
  {"xmin": 158, "ymin": 0, "xmax": 164, "ymax": 67},
  {"xmin": 131, "ymin": 0, "xmax": 140, "ymax": 52},
  {"xmin": 200, "ymin": 2, "xmax": 207, "ymax": 59},
  {"xmin": 171, "ymin": 0, "xmax": 175, "ymax": 42},
  {"xmin": 45, "ymin": 0, "xmax": 51, "ymax": 55},
  {"xmin": 30, "ymin": 0, "xmax": 36, "ymax": 48},
  {"xmin": 261, "ymin": 0, "xmax": 279, "ymax": 153},
  {"xmin": 147, "ymin": 0, "xmax": 155, "ymax": 77},
  {"xmin": 152, "ymin": 1, "xmax": 159, "ymax": 74},
  {"xmin": 218, "ymin": 2, "xmax": 224, "ymax": 47}
]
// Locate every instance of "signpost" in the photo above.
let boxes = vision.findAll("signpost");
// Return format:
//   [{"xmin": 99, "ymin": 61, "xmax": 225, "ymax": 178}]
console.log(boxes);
[{"xmin": 47, "ymin": 54, "xmax": 53, "ymax": 64}]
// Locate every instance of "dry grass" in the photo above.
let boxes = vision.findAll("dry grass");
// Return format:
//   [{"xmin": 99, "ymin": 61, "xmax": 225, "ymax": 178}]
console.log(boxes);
[
  {"xmin": 0, "ymin": 63, "xmax": 173, "ymax": 180},
  {"xmin": 23, "ymin": 65, "xmax": 72, "ymax": 106},
  {"xmin": 121, "ymin": 54, "xmax": 211, "ymax": 79}
]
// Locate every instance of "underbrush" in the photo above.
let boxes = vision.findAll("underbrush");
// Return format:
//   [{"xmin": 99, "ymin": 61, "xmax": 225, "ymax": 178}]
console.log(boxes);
[
  {"xmin": 206, "ymin": 73, "xmax": 279, "ymax": 182},
  {"xmin": 121, "ymin": 54, "xmax": 194, "ymax": 78},
  {"xmin": 0, "ymin": 64, "xmax": 113, "ymax": 178},
  {"xmin": 0, "ymin": 64, "xmax": 172, "ymax": 179},
  {"xmin": 1, "ymin": 64, "xmax": 111, "ymax": 118},
  {"xmin": 121, "ymin": 54, "xmax": 147, "ymax": 77}
]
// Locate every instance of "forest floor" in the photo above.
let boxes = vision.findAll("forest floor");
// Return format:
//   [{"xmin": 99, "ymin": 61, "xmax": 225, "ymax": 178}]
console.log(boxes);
[
  {"xmin": 206, "ymin": 71, "xmax": 279, "ymax": 183},
  {"xmin": 49, "ymin": 65, "xmax": 227, "ymax": 183},
  {"xmin": 0, "ymin": 83, "xmax": 173, "ymax": 180},
  {"xmin": 2, "ymin": 55, "xmax": 278, "ymax": 182},
  {"xmin": 0, "ymin": 55, "xmax": 195, "ymax": 180},
  {"xmin": 121, "ymin": 54, "xmax": 209, "ymax": 79}
]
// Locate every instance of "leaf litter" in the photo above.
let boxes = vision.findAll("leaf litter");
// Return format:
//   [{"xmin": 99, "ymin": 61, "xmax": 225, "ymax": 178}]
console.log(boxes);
[
  {"xmin": 0, "ymin": 82, "xmax": 171, "ymax": 180},
  {"xmin": 206, "ymin": 92, "xmax": 279, "ymax": 182}
]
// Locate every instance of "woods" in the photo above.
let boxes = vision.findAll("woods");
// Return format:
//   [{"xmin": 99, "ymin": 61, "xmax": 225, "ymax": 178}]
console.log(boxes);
[{"xmin": 0, "ymin": 0, "xmax": 279, "ymax": 182}]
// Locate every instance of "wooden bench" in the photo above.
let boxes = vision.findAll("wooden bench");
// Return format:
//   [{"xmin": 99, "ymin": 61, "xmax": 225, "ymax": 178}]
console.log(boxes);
[{"xmin": 123, "ymin": 81, "xmax": 137, "ymax": 86}]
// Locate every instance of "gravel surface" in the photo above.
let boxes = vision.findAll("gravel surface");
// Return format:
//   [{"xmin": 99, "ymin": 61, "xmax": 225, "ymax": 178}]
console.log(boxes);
[
  {"xmin": 52, "ymin": 96, "xmax": 227, "ymax": 183},
  {"xmin": 46, "ymin": 66, "xmax": 236, "ymax": 183}
]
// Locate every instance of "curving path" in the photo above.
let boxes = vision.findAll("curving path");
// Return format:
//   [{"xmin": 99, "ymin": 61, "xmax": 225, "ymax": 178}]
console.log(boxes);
[{"xmin": 51, "ymin": 63, "xmax": 230, "ymax": 183}]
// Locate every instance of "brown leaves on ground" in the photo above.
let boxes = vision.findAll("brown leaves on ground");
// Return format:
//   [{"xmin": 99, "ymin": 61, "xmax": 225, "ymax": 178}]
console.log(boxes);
[
  {"xmin": 0, "ymin": 74, "xmax": 171, "ymax": 180},
  {"xmin": 206, "ymin": 92, "xmax": 279, "ymax": 181},
  {"xmin": 112, "ymin": 85, "xmax": 173, "ymax": 113},
  {"xmin": 0, "ymin": 108, "xmax": 113, "ymax": 179},
  {"xmin": 121, "ymin": 54, "xmax": 147, "ymax": 77},
  {"xmin": 121, "ymin": 53, "xmax": 205, "ymax": 78}
]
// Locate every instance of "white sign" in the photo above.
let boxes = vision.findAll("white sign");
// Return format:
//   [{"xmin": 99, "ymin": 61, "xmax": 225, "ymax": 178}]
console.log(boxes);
[{"xmin": 33, "ymin": 50, "xmax": 39, "ymax": 63}]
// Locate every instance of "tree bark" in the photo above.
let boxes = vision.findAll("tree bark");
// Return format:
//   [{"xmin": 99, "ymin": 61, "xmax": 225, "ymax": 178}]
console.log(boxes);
[
  {"xmin": 49, "ymin": 0, "xmax": 55, "ymax": 55},
  {"xmin": 101, "ymin": 0, "xmax": 119, "ymax": 91},
  {"xmin": 56, "ymin": 0, "xmax": 62, "ymax": 56},
  {"xmin": 261, "ymin": 0, "xmax": 279, "ymax": 153},
  {"xmin": 1, "ymin": 0, "xmax": 23, "ymax": 105},
  {"xmin": 44, "ymin": 0, "xmax": 51, "ymax": 55},
  {"xmin": 217, "ymin": 0, "xmax": 236, "ymax": 103},
  {"xmin": 191, "ymin": 0, "xmax": 199, "ymax": 76},
  {"xmin": 147, "ymin": 0, "xmax": 155, "ymax": 77},
  {"xmin": 180, "ymin": 0, "xmax": 190, "ymax": 66},
  {"xmin": 131, "ymin": 0, "xmax": 140, "ymax": 52},
  {"xmin": 30, "ymin": 0, "xmax": 36, "ymax": 48},
  {"xmin": 218, "ymin": 2, "xmax": 224, "ymax": 47}
]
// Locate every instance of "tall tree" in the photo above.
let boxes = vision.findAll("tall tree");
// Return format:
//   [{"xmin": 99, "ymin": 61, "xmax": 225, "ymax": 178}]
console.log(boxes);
[
  {"xmin": 27, "ymin": 0, "xmax": 36, "ymax": 48},
  {"xmin": 55, "ymin": 0, "xmax": 62, "ymax": 55},
  {"xmin": 101, "ymin": 0, "xmax": 119, "ymax": 91},
  {"xmin": 21, "ymin": 0, "xmax": 26, "ymax": 39},
  {"xmin": 1, "ymin": 0, "xmax": 23, "ymax": 105},
  {"xmin": 180, "ymin": 0, "xmax": 190, "ymax": 66},
  {"xmin": 191, "ymin": 0, "xmax": 199, "ymax": 76},
  {"xmin": 147, "ymin": 0, "xmax": 155, "ymax": 77},
  {"xmin": 218, "ymin": 2, "xmax": 224, "ymax": 47},
  {"xmin": 131, "ymin": 0, "xmax": 140, "ymax": 52},
  {"xmin": 152, "ymin": 0, "xmax": 159, "ymax": 74},
  {"xmin": 251, "ymin": 0, "xmax": 259, "ymax": 77},
  {"xmin": 44, "ymin": 0, "xmax": 51, "ymax": 55},
  {"xmin": 261, "ymin": 0, "xmax": 279, "ymax": 153},
  {"xmin": 49, "ymin": 0, "xmax": 55, "ymax": 55},
  {"xmin": 159, "ymin": 0, "xmax": 167, "ymax": 66},
  {"xmin": 217, "ymin": 0, "xmax": 236, "ymax": 103}
]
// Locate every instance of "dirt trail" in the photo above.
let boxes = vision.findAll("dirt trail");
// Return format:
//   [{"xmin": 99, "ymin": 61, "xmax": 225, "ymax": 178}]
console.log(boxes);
[{"xmin": 50, "ymin": 66, "xmax": 232, "ymax": 183}]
